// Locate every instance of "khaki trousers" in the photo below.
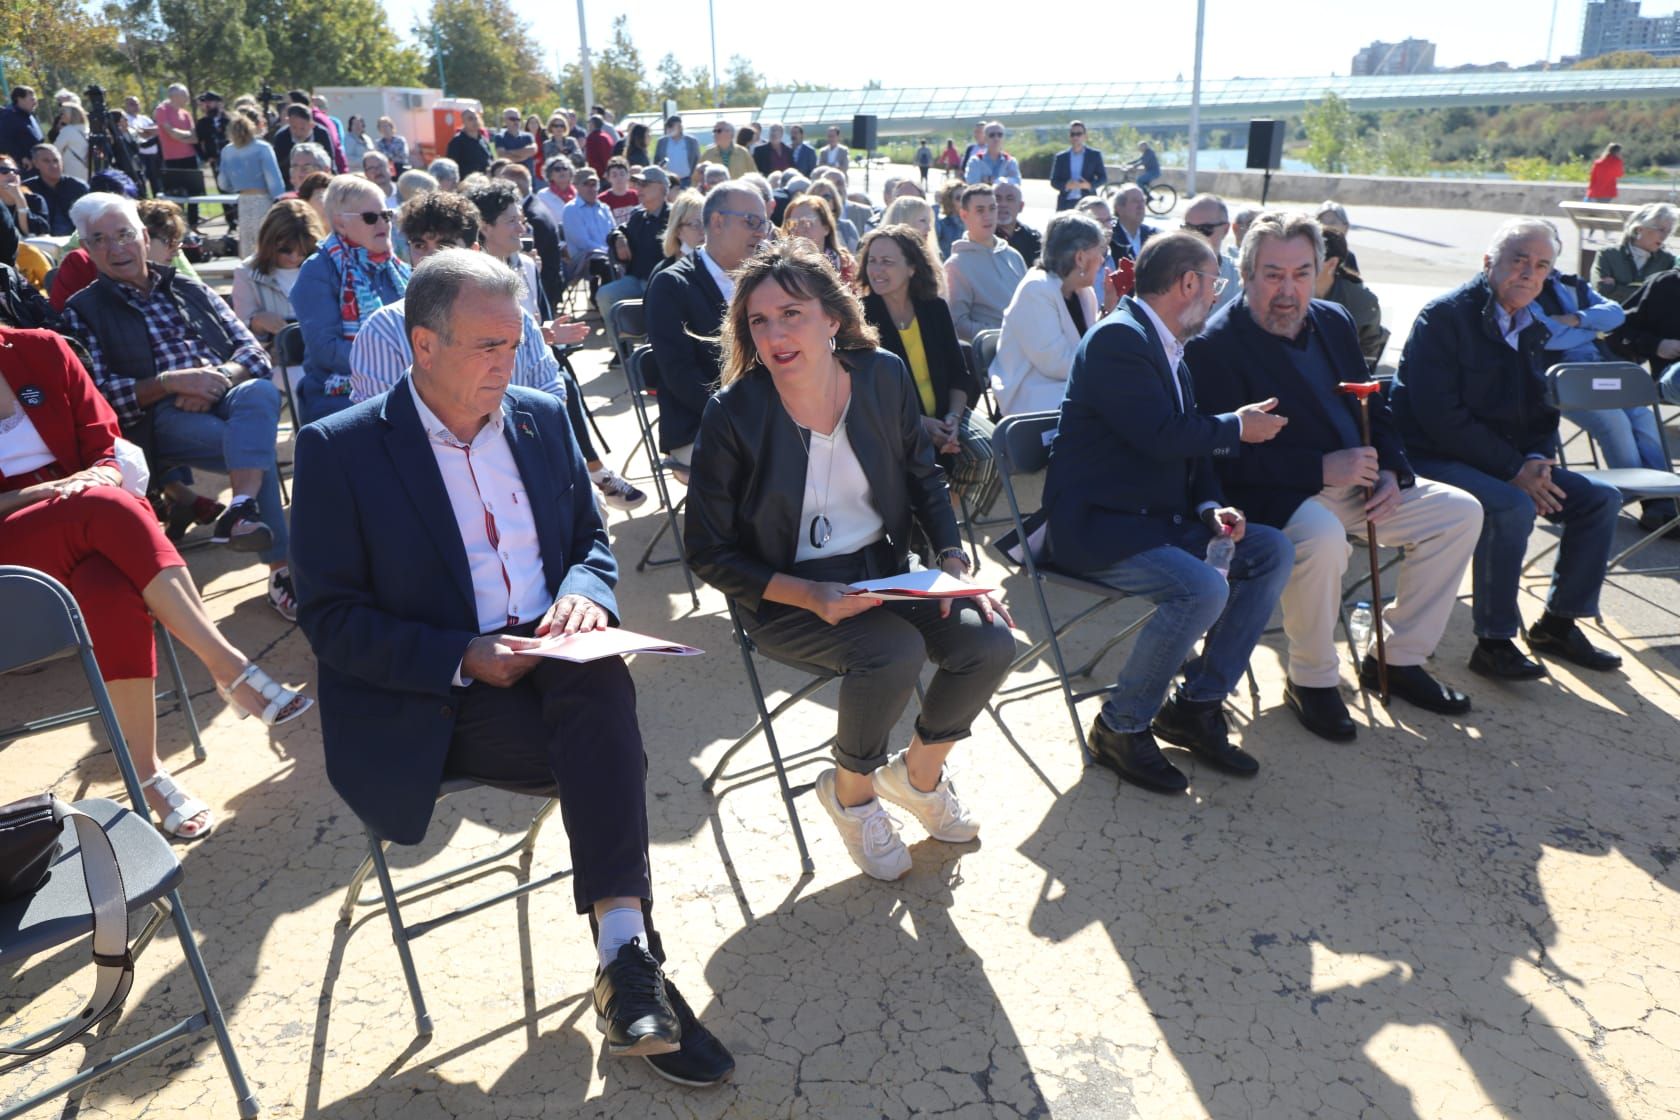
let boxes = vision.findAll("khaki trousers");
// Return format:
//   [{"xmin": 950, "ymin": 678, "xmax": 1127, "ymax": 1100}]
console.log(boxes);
[{"xmin": 1280, "ymin": 480, "xmax": 1482, "ymax": 687}]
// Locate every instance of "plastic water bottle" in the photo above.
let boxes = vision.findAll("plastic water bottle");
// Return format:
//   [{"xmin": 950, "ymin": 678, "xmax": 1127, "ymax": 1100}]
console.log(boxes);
[
  {"xmin": 1205, "ymin": 526, "xmax": 1235, "ymax": 579},
  {"xmin": 1349, "ymin": 602, "xmax": 1373, "ymax": 656}
]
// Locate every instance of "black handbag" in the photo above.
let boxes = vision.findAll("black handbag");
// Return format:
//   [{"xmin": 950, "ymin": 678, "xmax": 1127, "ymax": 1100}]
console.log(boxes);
[
  {"xmin": 0, "ymin": 794, "xmax": 62, "ymax": 903},
  {"xmin": 0, "ymin": 794, "xmax": 135, "ymax": 1067}
]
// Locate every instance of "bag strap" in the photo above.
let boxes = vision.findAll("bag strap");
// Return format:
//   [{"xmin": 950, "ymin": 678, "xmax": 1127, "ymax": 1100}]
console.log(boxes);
[{"xmin": 0, "ymin": 799, "xmax": 133, "ymax": 1066}]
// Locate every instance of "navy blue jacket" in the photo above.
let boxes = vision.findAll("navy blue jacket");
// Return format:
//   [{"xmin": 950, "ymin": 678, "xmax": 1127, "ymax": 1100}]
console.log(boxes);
[
  {"xmin": 1043, "ymin": 296, "xmax": 1242, "ymax": 572},
  {"xmin": 290, "ymin": 379, "xmax": 618, "ymax": 844},
  {"xmin": 1111, "ymin": 221, "xmax": 1159, "ymax": 264},
  {"xmin": 1050, "ymin": 147, "xmax": 1107, "ymax": 210},
  {"xmin": 1389, "ymin": 274, "xmax": 1559, "ymax": 481},
  {"xmin": 1186, "ymin": 296, "xmax": 1413, "ymax": 530},
  {"xmin": 644, "ymin": 249, "xmax": 726, "ymax": 452}
]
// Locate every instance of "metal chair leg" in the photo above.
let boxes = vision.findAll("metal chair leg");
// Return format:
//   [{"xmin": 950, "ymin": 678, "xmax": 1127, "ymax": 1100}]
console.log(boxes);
[
  {"xmin": 365, "ymin": 832, "xmax": 433, "ymax": 1037},
  {"xmin": 167, "ymin": 891, "xmax": 261, "ymax": 1118},
  {"xmin": 522, "ymin": 798, "xmax": 559, "ymax": 855},
  {"xmin": 339, "ymin": 852, "xmax": 377, "ymax": 924}
]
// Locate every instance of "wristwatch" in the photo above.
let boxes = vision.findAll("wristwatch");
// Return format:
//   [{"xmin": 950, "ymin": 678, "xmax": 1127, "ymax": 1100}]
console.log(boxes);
[{"xmin": 934, "ymin": 546, "xmax": 971, "ymax": 573}]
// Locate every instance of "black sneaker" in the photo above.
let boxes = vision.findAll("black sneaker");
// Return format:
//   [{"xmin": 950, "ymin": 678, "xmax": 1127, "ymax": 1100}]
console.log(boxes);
[
  {"xmin": 210, "ymin": 497, "xmax": 274, "ymax": 553},
  {"xmin": 644, "ymin": 979, "xmax": 734, "ymax": 1087},
  {"xmin": 593, "ymin": 938, "xmax": 680, "ymax": 1058}
]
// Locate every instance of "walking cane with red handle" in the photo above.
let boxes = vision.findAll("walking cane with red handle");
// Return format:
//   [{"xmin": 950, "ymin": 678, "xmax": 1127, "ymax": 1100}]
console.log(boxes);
[{"xmin": 1337, "ymin": 381, "xmax": 1388, "ymax": 703}]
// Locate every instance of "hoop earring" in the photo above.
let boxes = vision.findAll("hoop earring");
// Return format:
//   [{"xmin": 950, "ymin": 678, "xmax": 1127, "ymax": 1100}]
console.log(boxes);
[{"xmin": 828, "ymin": 335, "xmax": 837, "ymax": 352}]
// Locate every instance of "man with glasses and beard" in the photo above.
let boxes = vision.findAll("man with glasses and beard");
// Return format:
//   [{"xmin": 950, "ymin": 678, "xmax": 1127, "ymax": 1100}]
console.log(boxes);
[{"xmin": 1044, "ymin": 232, "xmax": 1292, "ymax": 795}]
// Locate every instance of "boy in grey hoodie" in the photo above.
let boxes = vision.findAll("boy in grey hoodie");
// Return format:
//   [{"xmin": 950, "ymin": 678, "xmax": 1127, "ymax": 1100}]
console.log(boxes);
[{"xmin": 943, "ymin": 183, "xmax": 1028, "ymax": 341}]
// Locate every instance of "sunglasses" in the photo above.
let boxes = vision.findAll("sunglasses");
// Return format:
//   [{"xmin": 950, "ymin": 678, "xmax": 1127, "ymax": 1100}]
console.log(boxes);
[
  {"xmin": 339, "ymin": 209, "xmax": 394, "ymax": 225},
  {"xmin": 986, "ymin": 132, "xmax": 1003, "ymax": 138},
  {"xmin": 1183, "ymin": 221, "xmax": 1227, "ymax": 237},
  {"xmin": 718, "ymin": 209, "xmax": 767, "ymax": 231},
  {"xmin": 1070, "ymin": 130, "xmax": 1086, "ymax": 137},
  {"xmin": 713, "ymin": 127, "xmax": 731, "ymax": 134},
  {"xmin": 0, "ymin": 165, "xmax": 17, "ymax": 175}
]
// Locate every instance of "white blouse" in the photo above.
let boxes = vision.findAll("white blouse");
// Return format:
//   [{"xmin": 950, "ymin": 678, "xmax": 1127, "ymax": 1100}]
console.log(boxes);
[
  {"xmin": 794, "ymin": 400, "xmax": 885, "ymax": 563},
  {"xmin": 0, "ymin": 408, "xmax": 56, "ymax": 478}
]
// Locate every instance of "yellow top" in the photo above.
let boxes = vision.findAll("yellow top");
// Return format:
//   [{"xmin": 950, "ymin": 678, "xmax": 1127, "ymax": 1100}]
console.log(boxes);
[{"xmin": 899, "ymin": 317, "xmax": 937, "ymax": 415}]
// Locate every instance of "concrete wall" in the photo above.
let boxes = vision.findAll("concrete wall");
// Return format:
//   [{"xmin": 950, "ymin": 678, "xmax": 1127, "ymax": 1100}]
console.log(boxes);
[{"xmin": 1155, "ymin": 167, "xmax": 1677, "ymax": 217}]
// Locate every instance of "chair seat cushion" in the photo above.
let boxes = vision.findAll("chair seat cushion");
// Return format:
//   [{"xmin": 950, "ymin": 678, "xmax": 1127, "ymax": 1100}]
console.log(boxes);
[
  {"xmin": 1579, "ymin": 467, "xmax": 1680, "ymax": 500},
  {"xmin": 0, "ymin": 798, "xmax": 182, "ymax": 964}
]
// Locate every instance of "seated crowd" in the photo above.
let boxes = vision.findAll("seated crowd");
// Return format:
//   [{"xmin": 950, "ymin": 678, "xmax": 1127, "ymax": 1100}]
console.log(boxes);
[{"xmin": 6, "ymin": 94, "xmax": 1680, "ymax": 1097}]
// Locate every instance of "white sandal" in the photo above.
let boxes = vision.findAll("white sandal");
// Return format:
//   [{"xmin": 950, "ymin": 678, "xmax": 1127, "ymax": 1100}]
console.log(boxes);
[
  {"xmin": 218, "ymin": 663, "xmax": 314, "ymax": 726},
  {"xmin": 140, "ymin": 770, "xmax": 214, "ymax": 841}
]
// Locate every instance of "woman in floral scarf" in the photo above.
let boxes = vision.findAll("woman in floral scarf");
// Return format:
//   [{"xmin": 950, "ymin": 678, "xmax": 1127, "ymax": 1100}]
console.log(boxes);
[{"xmin": 290, "ymin": 175, "xmax": 411, "ymax": 422}]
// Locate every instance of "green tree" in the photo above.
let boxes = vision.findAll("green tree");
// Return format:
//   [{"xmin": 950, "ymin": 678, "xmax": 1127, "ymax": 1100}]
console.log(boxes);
[
  {"xmin": 251, "ymin": 0, "xmax": 422, "ymax": 89},
  {"xmin": 115, "ymin": 0, "xmax": 272, "ymax": 100},
  {"xmin": 1302, "ymin": 91, "xmax": 1356, "ymax": 174},
  {"xmin": 720, "ymin": 54, "xmax": 765, "ymax": 106},
  {"xmin": 556, "ymin": 15, "xmax": 650, "ymax": 117},
  {"xmin": 414, "ymin": 0, "xmax": 548, "ymax": 110},
  {"xmin": 0, "ymin": 0, "xmax": 121, "ymax": 96}
]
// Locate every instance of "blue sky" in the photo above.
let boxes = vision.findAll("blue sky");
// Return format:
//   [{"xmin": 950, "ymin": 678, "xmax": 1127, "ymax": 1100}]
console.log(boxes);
[{"xmin": 379, "ymin": 0, "xmax": 1591, "ymax": 93}]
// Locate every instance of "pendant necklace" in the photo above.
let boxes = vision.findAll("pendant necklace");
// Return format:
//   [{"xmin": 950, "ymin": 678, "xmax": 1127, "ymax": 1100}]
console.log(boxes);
[{"xmin": 792, "ymin": 363, "xmax": 845, "ymax": 549}]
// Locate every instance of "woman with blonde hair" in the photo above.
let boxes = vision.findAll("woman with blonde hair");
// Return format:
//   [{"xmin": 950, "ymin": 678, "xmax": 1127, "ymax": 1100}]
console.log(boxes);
[
  {"xmin": 805, "ymin": 178, "xmax": 859, "ymax": 252},
  {"xmin": 216, "ymin": 110, "xmax": 286, "ymax": 257},
  {"xmin": 781, "ymin": 193, "xmax": 854, "ymax": 281},
  {"xmin": 881, "ymin": 195, "xmax": 943, "ymax": 293},
  {"xmin": 653, "ymin": 187, "xmax": 706, "ymax": 280},
  {"xmin": 684, "ymin": 239, "xmax": 1014, "ymax": 883},
  {"xmin": 54, "ymin": 101, "xmax": 91, "ymax": 182}
]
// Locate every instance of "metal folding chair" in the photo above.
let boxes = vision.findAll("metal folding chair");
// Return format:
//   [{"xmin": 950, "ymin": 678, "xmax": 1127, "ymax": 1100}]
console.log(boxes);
[
  {"xmin": 989, "ymin": 414, "xmax": 1258, "ymax": 763},
  {"xmin": 1542, "ymin": 360, "xmax": 1680, "ymax": 577},
  {"xmin": 0, "ymin": 623, "xmax": 205, "ymax": 762},
  {"xmin": 623, "ymin": 345, "xmax": 700, "ymax": 609},
  {"xmin": 968, "ymin": 329, "xmax": 1003, "ymax": 424},
  {"xmin": 0, "ymin": 567, "xmax": 258, "ymax": 1120},
  {"xmin": 337, "ymin": 778, "xmax": 567, "ymax": 1038}
]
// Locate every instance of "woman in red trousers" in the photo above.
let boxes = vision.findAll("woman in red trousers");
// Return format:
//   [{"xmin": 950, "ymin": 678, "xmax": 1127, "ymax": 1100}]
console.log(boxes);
[{"xmin": 0, "ymin": 326, "xmax": 311, "ymax": 840}]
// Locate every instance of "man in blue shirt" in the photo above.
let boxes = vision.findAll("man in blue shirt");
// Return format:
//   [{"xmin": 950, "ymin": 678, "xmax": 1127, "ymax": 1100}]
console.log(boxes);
[
  {"xmin": 1050, "ymin": 120, "xmax": 1106, "ymax": 210},
  {"xmin": 494, "ymin": 107, "xmax": 538, "ymax": 176},
  {"xmin": 0, "ymin": 86, "xmax": 43, "ymax": 169},
  {"xmin": 963, "ymin": 122, "xmax": 1021, "ymax": 185},
  {"xmin": 22, "ymin": 144, "xmax": 88, "ymax": 236},
  {"xmin": 560, "ymin": 168, "xmax": 617, "ymax": 297}
]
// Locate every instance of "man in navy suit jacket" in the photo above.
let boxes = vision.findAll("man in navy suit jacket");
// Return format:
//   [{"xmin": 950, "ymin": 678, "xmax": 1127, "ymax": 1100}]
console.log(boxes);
[
  {"xmin": 1043, "ymin": 232, "xmax": 1292, "ymax": 794},
  {"xmin": 1050, "ymin": 121, "xmax": 1107, "ymax": 211},
  {"xmin": 290, "ymin": 250, "xmax": 732, "ymax": 1083},
  {"xmin": 1109, "ymin": 184, "xmax": 1158, "ymax": 262},
  {"xmin": 1188, "ymin": 213, "xmax": 1483, "ymax": 742}
]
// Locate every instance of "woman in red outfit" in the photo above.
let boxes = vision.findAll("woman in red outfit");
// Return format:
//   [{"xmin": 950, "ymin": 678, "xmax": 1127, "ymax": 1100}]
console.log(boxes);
[{"xmin": 0, "ymin": 326, "xmax": 311, "ymax": 839}]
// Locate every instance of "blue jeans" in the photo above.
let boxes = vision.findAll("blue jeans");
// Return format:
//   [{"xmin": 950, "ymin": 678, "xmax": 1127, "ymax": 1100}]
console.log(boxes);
[
  {"xmin": 295, "ymin": 373, "xmax": 356, "ymax": 426},
  {"xmin": 1659, "ymin": 362, "xmax": 1680, "ymax": 405},
  {"xmin": 1564, "ymin": 406, "xmax": 1666, "ymax": 471},
  {"xmin": 595, "ymin": 273, "xmax": 646, "ymax": 360},
  {"xmin": 1080, "ymin": 523, "xmax": 1293, "ymax": 733},
  {"xmin": 1411, "ymin": 458, "xmax": 1619, "ymax": 638},
  {"xmin": 151, "ymin": 377, "xmax": 288, "ymax": 566}
]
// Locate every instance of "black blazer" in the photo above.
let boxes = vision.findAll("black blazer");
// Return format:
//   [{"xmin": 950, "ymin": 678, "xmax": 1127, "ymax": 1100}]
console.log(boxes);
[
  {"xmin": 684, "ymin": 348, "xmax": 960, "ymax": 619},
  {"xmin": 1608, "ymin": 267, "xmax": 1680, "ymax": 371},
  {"xmin": 522, "ymin": 194, "xmax": 565, "ymax": 308},
  {"xmin": 1043, "ymin": 296, "xmax": 1240, "ymax": 573},
  {"xmin": 861, "ymin": 293, "xmax": 981, "ymax": 414},
  {"xmin": 1050, "ymin": 147, "xmax": 1108, "ymax": 210},
  {"xmin": 1111, "ymin": 221, "xmax": 1158, "ymax": 263},
  {"xmin": 1186, "ymin": 296, "xmax": 1414, "ymax": 530},
  {"xmin": 645, "ymin": 250, "xmax": 727, "ymax": 452}
]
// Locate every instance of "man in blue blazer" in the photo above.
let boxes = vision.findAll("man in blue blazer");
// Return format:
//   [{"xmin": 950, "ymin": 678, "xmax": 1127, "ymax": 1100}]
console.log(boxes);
[
  {"xmin": 290, "ymin": 250, "xmax": 732, "ymax": 1085},
  {"xmin": 1188, "ymin": 213, "xmax": 1483, "ymax": 742},
  {"xmin": 1043, "ymin": 232, "xmax": 1293, "ymax": 794},
  {"xmin": 1110, "ymin": 184, "xmax": 1158, "ymax": 262},
  {"xmin": 1050, "ymin": 121, "xmax": 1107, "ymax": 211}
]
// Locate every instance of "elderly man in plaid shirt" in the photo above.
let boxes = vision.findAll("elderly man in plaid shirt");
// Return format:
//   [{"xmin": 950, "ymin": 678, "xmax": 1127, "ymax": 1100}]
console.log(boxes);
[{"xmin": 61, "ymin": 192, "xmax": 297, "ymax": 620}]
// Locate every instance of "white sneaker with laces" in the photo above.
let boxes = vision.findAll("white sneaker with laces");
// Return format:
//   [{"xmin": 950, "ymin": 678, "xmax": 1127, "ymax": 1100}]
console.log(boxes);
[
  {"xmin": 815, "ymin": 769, "xmax": 912, "ymax": 881},
  {"xmin": 871, "ymin": 751, "xmax": 980, "ymax": 842},
  {"xmin": 591, "ymin": 468, "xmax": 648, "ymax": 511}
]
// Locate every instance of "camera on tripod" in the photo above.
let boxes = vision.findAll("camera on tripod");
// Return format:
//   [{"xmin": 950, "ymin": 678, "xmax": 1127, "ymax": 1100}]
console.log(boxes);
[{"xmin": 83, "ymin": 84, "xmax": 111, "ymax": 175}]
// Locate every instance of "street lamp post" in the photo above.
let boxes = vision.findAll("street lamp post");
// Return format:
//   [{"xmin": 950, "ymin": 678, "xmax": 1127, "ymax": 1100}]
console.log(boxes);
[
  {"xmin": 709, "ymin": 0, "xmax": 721, "ymax": 108},
  {"xmin": 1187, "ymin": 0, "xmax": 1205, "ymax": 198},
  {"xmin": 577, "ymin": 0, "xmax": 594, "ymax": 117}
]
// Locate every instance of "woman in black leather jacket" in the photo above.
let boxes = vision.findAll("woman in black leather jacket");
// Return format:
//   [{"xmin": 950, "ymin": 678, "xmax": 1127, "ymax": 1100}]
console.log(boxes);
[{"xmin": 685, "ymin": 240, "xmax": 1015, "ymax": 882}]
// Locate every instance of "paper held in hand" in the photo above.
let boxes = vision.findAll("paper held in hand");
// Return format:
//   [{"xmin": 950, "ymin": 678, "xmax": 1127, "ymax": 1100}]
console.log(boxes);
[
  {"xmin": 527, "ymin": 627, "xmax": 704, "ymax": 662},
  {"xmin": 843, "ymin": 571, "xmax": 997, "ymax": 601}
]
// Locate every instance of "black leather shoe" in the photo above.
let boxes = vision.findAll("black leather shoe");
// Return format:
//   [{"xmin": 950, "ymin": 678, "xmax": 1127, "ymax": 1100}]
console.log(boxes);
[
  {"xmin": 1359, "ymin": 656, "xmax": 1472, "ymax": 715},
  {"xmin": 1151, "ymin": 692, "xmax": 1259, "ymax": 776},
  {"xmin": 1085, "ymin": 719, "xmax": 1188, "ymax": 793},
  {"xmin": 1284, "ymin": 680, "xmax": 1357, "ymax": 741},
  {"xmin": 645, "ymin": 979, "xmax": 734, "ymax": 1087},
  {"xmin": 593, "ymin": 939, "xmax": 681, "ymax": 1057},
  {"xmin": 1468, "ymin": 639, "xmax": 1546, "ymax": 680},
  {"xmin": 1638, "ymin": 503, "xmax": 1680, "ymax": 538},
  {"xmin": 1526, "ymin": 619, "xmax": 1623, "ymax": 672}
]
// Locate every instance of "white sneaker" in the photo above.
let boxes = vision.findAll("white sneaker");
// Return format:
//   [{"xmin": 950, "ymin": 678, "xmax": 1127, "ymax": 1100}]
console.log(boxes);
[
  {"xmin": 872, "ymin": 751, "xmax": 980, "ymax": 843},
  {"xmin": 591, "ymin": 468, "xmax": 648, "ymax": 510},
  {"xmin": 815, "ymin": 769, "xmax": 912, "ymax": 881}
]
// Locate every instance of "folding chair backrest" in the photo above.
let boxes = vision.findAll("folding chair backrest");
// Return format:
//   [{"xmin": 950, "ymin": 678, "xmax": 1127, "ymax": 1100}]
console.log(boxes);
[
  {"xmin": 971, "ymin": 329, "xmax": 1001, "ymax": 383},
  {"xmin": 275, "ymin": 322, "xmax": 306, "ymax": 367},
  {"xmin": 0, "ymin": 566, "xmax": 86, "ymax": 675},
  {"xmin": 992, "ymin": 411, "xmax": 1060, "ymax": 477},
  {"xmin": 626, "ymin": 343, "xmax": 659, "ymax": 396},
  {"xmin": 609, "ymin": 299, "xmax": 647, "ymax": 348},
  {"xmin": 1545, "ymin": 361, "xmax": 1660, "ymax": 411}
]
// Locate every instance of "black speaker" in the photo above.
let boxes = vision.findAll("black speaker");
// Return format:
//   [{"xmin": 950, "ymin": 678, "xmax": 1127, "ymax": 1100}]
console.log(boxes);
[
  {"xmin": 1246, "ymin": 119, "xmax": 1284, "ymax": 171},
  {"xmin": 852, "ymin": 114, "xmax": 877, "ymax": 151}
]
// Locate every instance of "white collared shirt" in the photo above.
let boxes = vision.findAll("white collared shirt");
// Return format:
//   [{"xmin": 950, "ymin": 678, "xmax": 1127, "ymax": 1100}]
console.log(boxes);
[
  {"xmin": 1135, "ymin": 296, "xmax": 1187, "ymax": 409},
  {"xmin": 407, "ymin": 379, "xmax": 551, "ymax": 635},
  {"xmin": 698, "ymin": 246, "xmax": 735, "ymax": 301},
  {"xmin": 1493, "ymin": 303, "xmax": 1533, "ymax": 352}
]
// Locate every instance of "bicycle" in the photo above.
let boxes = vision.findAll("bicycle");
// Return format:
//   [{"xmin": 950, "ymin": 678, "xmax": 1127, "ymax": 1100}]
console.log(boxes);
[{"xmin": 1116, "ymin": 167, "xmax": 1177, "ymax": 215}]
